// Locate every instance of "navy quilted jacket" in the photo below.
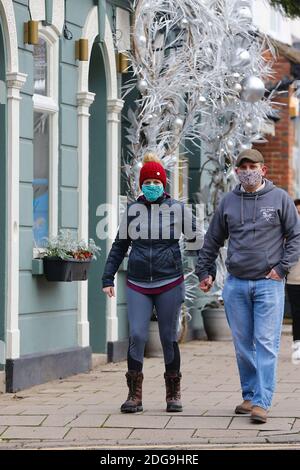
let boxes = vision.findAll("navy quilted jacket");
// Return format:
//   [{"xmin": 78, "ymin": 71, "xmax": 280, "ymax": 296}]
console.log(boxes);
[{"xmin": 102, "ymin": 193, "xmax": 214, "ymax": 287}]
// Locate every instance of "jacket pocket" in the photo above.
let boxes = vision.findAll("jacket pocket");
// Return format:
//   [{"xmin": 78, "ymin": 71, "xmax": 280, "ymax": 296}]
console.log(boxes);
[
  {"xmin": 226, "ymin": 249, "xmax": 270, "ymax": 279},
  {"xmin": 169, "ymin": 246, "xmax": 181, "ymax": 270}
]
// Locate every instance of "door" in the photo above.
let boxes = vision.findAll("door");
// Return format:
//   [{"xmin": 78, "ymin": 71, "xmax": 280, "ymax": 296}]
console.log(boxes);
[{"xmin": 88, "ymin": 41, "xmax": 107, "ymax": 353}]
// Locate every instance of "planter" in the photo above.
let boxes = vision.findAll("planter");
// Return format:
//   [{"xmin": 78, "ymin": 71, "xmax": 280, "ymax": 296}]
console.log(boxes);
[
  {"xmin": 43, "ymin": 257, "xmax": 92, "ymax": 282},
  {"xmin": 144, "ymin": 321, "xmax": 163, "ymax": 358},
  {"xmin": 201, "ymin": 306, "xmax": 232, "ymax": 341}
]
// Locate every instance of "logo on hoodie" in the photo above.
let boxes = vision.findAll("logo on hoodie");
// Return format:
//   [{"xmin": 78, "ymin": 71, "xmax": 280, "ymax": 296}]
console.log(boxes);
[{"xmin": 260, "ymin": 207, "xmax": 276, "ymax": 223}]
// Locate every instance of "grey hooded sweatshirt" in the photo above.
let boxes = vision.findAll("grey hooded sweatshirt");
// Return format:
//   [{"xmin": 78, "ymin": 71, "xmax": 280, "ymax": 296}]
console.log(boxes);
[{"xmin": 195, "ymin": 179, "xmax": 300, "ymax": 281}]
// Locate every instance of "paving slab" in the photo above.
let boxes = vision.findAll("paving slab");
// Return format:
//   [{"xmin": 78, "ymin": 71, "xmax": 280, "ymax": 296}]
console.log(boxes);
[{"xmin": 0, "ymin": 335, "xmax": 298, "ymax": 449}]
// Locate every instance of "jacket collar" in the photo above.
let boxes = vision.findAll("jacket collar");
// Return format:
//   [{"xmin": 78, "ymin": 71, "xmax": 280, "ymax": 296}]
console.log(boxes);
[{"xmin": 137, "ymin": 192, "xmax": 171, "ymax": 205}]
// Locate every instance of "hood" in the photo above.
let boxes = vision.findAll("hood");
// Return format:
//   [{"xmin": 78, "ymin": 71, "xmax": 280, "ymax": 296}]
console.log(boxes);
[
  {"xmin": 232, "ymin": 179, "xmax": 275, "ymax": 198},
  {"xmin": 232, "ymin": 179, "xmax": 276, "ymax": 225}
]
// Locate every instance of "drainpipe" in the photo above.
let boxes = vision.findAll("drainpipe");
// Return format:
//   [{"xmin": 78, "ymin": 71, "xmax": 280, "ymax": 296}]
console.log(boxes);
[
  {"xmin": 44, "ymin": 0, "xmax": 53, "ymax": 26},
  {"xmin": 97, "ymin": 0, "xmax": 106, "ymax": 43}
]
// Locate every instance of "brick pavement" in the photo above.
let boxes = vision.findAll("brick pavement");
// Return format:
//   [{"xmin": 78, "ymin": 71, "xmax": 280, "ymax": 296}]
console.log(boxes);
[{"xmin": 0, "ymin": 332, "xmax": 300, "ymax": 449}]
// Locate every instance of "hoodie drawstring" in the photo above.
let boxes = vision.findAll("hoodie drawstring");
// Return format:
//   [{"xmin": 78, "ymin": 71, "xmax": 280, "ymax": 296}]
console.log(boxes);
[
  {"xmin": 253, "ymin": 194, "xmax": 258, "ymax": 223},
  {"xmin": 241, "ymin": 192, "xmax": 244, "ymax": 225},
  {"xmin": 240, "ymin": 193, "xmax": 259, "ymax": 225}
]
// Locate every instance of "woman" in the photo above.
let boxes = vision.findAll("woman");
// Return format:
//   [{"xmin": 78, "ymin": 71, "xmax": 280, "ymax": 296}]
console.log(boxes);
[
  {"xmin": 286, "ymin": 199, "xmax": 300, "ymax": 365},
  {"xmin": 102, "ymin": 153, "xmax": 208, "ymax": 413}
]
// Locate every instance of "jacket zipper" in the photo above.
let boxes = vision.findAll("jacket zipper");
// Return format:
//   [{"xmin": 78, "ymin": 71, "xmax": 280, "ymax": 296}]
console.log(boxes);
[
  {"xmin": 172, "ymin": 249, "xmax": 178, "ymax": 270},
  {"xmin": 150, "ymin": 205, "xmax": 153, "ymax": 281}
]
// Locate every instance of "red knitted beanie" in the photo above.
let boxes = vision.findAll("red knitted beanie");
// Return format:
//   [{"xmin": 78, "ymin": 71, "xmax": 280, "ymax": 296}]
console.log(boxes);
[{"xmin": 139, "ymin": 153, "xmax": 167, "ymax": 188}]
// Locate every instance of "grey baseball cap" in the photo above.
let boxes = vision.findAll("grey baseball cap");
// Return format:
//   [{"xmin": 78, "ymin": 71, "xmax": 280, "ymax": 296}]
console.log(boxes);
[{"xmin": 236, "ymin": 149, "xmax": 264, "ymax": 167}]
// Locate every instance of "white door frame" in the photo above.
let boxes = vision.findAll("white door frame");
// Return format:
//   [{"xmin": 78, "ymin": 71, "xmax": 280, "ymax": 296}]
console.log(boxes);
[{"xmin": 0, "ymin": 0, "xmax": 27, "ymax": 360}]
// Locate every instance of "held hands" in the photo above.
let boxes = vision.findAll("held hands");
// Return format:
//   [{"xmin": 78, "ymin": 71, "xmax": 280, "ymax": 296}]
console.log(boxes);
[
  {"xmin": 265, "ymin": 268, "xmax": 283, "ymax": 281},
  {"xmin": 102, "ymin": 286, "xmax": 115, "ymax": 297},
  {"xmin": 199, "ymin": 275, "xmax": 214, "ymax": 293}
]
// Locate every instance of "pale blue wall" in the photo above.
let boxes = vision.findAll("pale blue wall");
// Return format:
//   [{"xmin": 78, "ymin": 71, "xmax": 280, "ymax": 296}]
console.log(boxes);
[
  {"xmin": 14, "ymin": 0, "xmax": 130, "ymax": 356},
  {"xmin": 16, "ymin": 0, "xmax": 91, "ymax": 355}
]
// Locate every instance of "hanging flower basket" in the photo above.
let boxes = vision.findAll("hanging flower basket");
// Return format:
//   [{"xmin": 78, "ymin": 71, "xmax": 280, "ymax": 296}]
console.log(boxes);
[{"xmin": 37, "ymin": 230, "xmax": 101, "ymax": 282}]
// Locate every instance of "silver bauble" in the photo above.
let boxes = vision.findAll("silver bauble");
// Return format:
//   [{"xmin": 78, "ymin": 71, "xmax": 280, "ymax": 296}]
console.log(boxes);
[
  {"xmin": 137, "ymin": 35, "xmax": 147, "ymax": 47},
  {"xmin": 233, "ymin": 83, "xmax": 242, "ymax": 93},
  {"xmin": 144, "ymin": 114, "xmax": 153, "ymax": 124},
  {"xmin": 240, "ymin": 142, "xmax": 252, "ymax": 151},
  {"xmin": 232, "ymin": 48, "xmax": 251, "ymax": 67},
  {"xmin": 180, "ymin": 17, "xmax": 189, "ymax": 29},
  {"xmin": 238, "ymin": 6, "xmax": 253, "ymax": 22},
  {"xmin": 245, "ymin": 120, "xmax": 253, "ymax": 131},
  {"xmin": 232, "ymin": 72, "xmax": 241, "ymax": 81},
  {"xmin": 241, "ymin": 76, "xmax": 265, "ymax": 103},
  {"xmin": 137, "ymin": 79, "xmax": 148, "ymax": 94},
  {"xmin": 173, "ymin": 117, "xmax": 184, "ymax": 132},
  {"xmin": 226, "ymin": 139, "xmax": 234, "ymax": 151}
]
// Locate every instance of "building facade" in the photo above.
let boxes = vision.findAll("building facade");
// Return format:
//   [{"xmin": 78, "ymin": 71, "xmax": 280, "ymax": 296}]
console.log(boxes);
[
  {"xmin": 0, "ymin": 0, "xmax": 132, "ymax": 392},
  {"xmin": 252, "ymin": 0, "xmax": 300, "ymax": 196}
]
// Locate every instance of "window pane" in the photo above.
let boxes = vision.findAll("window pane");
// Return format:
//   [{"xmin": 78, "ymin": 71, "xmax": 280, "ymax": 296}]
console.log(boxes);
[
  {"xmin": 33, "ymin": 38, "xmax": 47, "ymax": 96},
  {"xmin": 33, "ymin": 112, "xmax": 49, "ymax": 247}
]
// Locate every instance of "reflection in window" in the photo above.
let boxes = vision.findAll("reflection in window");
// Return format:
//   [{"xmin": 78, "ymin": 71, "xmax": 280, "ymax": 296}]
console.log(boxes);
[
  {"xmin": 33, "ymin": 38, "xmax": 47, "ymax": 96},
  {"xmin": 33, "ymin": 112, "xmax": 49, "ymax": 247}
]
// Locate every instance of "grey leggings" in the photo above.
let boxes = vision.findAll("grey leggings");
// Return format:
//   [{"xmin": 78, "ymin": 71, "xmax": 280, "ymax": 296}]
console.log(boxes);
[{"xmin": 126, "ymin": 283, "xmax": 185, "ymax": 370}]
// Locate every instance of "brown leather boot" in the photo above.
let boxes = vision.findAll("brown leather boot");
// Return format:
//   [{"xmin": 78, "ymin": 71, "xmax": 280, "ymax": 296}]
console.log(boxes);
[
  {"xmin": 164, "ymin": 371, "xmax": 183, "ymax": 412},
  {"xmin": 120, "ymin": 371, "xmax": 143, "ymax": 413}
]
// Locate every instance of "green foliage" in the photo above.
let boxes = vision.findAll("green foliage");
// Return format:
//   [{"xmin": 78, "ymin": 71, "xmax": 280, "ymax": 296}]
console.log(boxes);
[{"xmin": 269, "ymin": 0, "xmax": 300, "ymax": 18}]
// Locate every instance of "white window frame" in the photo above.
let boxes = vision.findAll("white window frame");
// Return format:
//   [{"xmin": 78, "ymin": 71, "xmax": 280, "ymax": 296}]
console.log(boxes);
[
  {"xmin": 270, "ymin": 9, "xmax": 281, "ymax": 36},
  {"xmin": 33, "ymin": 26, "xmax": 59, "ymax": 257}
]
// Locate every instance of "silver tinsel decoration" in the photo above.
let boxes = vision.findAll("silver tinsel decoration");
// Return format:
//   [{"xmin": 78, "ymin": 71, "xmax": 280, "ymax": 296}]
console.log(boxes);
[
  {"xmin": 119, "ymin": 0, "xmax": 280, "ymax": 315},
  {"xmin": 122, "ymin": 0, "xmax": 276, "ymax": 199}
]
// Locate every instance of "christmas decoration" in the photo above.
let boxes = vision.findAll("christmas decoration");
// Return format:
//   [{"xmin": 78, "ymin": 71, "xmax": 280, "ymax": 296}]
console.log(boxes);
[{"xmin": 122, "ymin": 0, "xmax": 276, "ymax": 200}]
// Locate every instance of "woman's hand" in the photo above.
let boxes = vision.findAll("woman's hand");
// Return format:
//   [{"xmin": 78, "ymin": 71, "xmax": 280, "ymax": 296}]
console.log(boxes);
[{"xmin": 102, "ymin": 286, "xmax": 115, "ymax": 297}]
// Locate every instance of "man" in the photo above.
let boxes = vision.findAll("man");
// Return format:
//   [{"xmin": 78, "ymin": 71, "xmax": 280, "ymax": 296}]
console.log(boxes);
[{"xmin": 195, "ymin": 149, "xmax": 300, "ymax": 423}]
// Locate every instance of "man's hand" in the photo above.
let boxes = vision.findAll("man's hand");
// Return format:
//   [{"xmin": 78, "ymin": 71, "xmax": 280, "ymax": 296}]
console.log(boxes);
[
  {"xmin": 199, "ymin": 275, "xmax": 214, "ymax": 293},
  {"xmin": 102, "ymin": 286, "xmax": 115, "ymax": 297},
  {"xmin": 266, "ymin": 268, "xmax": 283, "ymax": 281}
]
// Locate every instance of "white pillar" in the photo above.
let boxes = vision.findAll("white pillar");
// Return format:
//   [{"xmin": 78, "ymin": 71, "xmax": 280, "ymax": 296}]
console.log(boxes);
[
  {"xmin": 77, "ymin": 91, "xmax": 95, "ymax": 347},
  {"xmin": 6, "ymin": 72, "xmax": 27, "ymax": 359},
  {"xmin": 106, "ymin": 98, "xmax": 124, "ymax": 343}
]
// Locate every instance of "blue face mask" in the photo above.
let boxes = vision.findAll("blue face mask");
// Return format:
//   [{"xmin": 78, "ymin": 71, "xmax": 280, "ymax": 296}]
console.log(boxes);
[{"xmin": 142, "ymin": 184, "xmax": 164, "ymax": 202}]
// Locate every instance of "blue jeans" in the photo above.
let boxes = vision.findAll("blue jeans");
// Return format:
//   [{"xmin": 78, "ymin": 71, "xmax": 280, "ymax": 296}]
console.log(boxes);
[{"xmin": 222, "ymin": 274, "xmax": 285, "ymax": 410}]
